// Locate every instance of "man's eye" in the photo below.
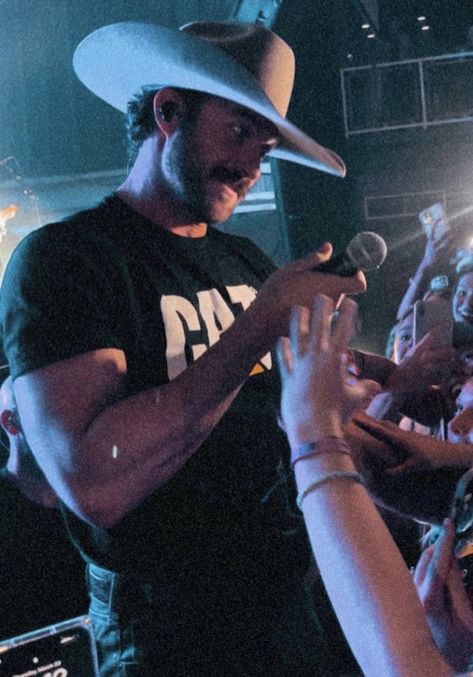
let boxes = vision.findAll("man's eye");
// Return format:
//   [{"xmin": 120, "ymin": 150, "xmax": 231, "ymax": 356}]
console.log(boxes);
[
  {"xmin": 231, "ymin": 123, "xmax": 249, "ymax": 140},
  {"xmin": 400, "ymin": 334, "xmax": 411, "ymax": 342},
  {"xmin": 260, "ymin": 144, "xmax": 272, "ymax": 160}
]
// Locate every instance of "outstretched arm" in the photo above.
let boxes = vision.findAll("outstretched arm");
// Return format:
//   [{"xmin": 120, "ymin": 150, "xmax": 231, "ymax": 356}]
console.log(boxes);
[
  {"xmin": 277, "ymin": 295, "xmax": 455, "ymax": 677},
  {"xmin": 396, "ymin": 226, "xmax": 453, "ymax": 321}
]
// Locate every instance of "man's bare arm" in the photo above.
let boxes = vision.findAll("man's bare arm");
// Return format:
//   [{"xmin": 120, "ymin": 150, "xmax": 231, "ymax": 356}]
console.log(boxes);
[{"xmin": 14, "ymin": 245, "xmax": 366, "ymax": 529}]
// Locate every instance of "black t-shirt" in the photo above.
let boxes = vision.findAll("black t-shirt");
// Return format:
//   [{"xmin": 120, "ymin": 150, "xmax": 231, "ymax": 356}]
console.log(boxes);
[{"xmin": 1, "ymin": 194, "xmax": 312, "ymax": 623}]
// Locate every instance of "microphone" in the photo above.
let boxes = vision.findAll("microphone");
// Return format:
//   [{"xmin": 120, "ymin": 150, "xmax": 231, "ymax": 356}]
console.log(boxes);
[{"xmin": 311, "ymin": 231, "xmax": 387, "ymax": 276}]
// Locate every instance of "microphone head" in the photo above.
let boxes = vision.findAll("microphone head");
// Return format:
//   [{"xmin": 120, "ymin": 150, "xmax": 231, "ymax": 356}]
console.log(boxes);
[{"xmin": 346, "ymin": 231, "xmax": 387, "ymax": 272}]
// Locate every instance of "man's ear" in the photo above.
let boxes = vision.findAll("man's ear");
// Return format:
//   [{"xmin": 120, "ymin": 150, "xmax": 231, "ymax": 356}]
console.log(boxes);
[
  {"xmin": 0, "ymin": 409, "xmax": 20, "ymax": 436},
  {"xmin": 153, "ymin": 88, "xmax": 185, "ymax": 135}
]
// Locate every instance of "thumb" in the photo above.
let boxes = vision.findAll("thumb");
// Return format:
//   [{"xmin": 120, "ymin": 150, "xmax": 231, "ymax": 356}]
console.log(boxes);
[
  {"xmin": 294, "ymin": 242, "xmax": 333, "ymax": 270},
  {"xmin": 317, "ymin": 242, "xmax": 333, "ymax": 256},
  {"xmin": 312, "ymin": 242, "xmax": 333, "ymax": 263}
]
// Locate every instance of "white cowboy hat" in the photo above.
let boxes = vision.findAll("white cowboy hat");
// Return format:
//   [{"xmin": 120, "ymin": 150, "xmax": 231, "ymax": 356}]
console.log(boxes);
[{"xmin": 73, "ymin": 21, "xmax": 346, "ymax": 177}]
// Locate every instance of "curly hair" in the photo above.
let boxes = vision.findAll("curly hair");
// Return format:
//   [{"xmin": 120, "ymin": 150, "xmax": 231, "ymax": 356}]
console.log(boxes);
[{"xmin": 125, "ymin": 87, "xmax": 210, "ymax": 164}]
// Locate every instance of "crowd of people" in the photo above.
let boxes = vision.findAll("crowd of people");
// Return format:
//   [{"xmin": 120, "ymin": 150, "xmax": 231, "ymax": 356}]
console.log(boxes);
[{"xmin": 1, "ymin": 16, "xmax": 473, "ymax": 677}]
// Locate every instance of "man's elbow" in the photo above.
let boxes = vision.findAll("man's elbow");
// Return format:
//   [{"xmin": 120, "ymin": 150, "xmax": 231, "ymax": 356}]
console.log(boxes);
[{"xmin": 61, "ymin": 481, "xmax": 129, "ymax": 530}]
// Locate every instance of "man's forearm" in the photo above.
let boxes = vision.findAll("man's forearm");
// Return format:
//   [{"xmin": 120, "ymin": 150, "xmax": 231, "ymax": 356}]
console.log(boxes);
[{"xmin": 17, "ymin": 301, "xmax": 277, "ymax": 528}]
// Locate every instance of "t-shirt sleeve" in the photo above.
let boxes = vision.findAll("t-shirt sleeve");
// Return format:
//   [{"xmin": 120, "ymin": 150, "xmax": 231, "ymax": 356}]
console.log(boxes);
[{"xmin": 1, "ymin": 224, "xmax": 125, "ymax": 380}]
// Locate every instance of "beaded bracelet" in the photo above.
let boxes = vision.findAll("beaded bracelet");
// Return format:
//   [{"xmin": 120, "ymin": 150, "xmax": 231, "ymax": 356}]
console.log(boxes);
[
  {"xmin": 296, "ymin": 471, "xmax": 364, "ymax": 510},
  {"xmin": 291, "ymin": 437, "xmax": 352, "ymax": 468}
]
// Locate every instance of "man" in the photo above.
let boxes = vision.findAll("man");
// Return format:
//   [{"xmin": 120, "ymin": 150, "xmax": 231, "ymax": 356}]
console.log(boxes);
[
  {"xmin": 0, "ymin": 21, "xmax": 365, "ymax": 675},
  {"xmin": 0, "ymin": 376, "xmax": 86, "ymax": 639}
]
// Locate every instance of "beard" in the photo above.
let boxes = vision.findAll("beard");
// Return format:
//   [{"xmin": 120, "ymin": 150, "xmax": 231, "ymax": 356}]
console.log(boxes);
[
  {"xmin": 162, "ymin": 124, "xmax": 210, "ymax": 220},
  {"xmin": 161, "ymin": 123, "xmax": 243, "ymax": 225}
]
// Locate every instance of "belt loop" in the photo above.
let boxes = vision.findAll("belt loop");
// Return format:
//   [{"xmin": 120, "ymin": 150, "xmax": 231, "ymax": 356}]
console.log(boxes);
[
  {"xmin": 108, "ymin": 567, "xmax": 118, "ymax": 615},
  {"xmin": 87, "ymin": 562, "xmax": 116, "ymax": 617}
]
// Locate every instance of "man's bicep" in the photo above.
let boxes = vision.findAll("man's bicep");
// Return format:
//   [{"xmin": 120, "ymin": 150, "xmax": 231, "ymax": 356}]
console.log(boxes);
[{"xmin": 13, "ymin": 348, "xmax": 127, "ymax": 497}]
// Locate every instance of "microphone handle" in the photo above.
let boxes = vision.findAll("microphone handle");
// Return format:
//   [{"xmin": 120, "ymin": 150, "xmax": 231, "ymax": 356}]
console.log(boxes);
[{"xmin": 310, "ymin": 253, "xmax": 358, "ymax": 277}]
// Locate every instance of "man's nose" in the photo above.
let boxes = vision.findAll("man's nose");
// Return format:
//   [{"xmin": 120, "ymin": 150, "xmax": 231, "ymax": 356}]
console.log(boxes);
[
  {"xmin": 242, "ymin": 158, "xmax": 262, "ymax": 184},
  {"xmin": 239, "ymin": 145, "xmax": 264, "ymax": 182}
]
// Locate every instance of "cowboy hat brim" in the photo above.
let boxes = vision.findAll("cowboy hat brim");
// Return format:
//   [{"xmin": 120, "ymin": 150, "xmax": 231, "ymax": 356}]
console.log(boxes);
[{"xmin": 73, "ymin": 22, "xmax": 346, "ymax": 177}]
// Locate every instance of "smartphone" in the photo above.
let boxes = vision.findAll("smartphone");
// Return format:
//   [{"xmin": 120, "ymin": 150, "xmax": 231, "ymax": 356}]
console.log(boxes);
[
  {"xmin": 413, "ymin": 298, "xmax": 453, "ymax": 346},
  {"xmin": 429, "ymin": 275, "xmax": 450, "ymax": 292},
  {"xmin": 0, "ymin": 616, "xmax": 98, "ymax": 676},
  {"xmin": 418, "ymin": 202, "xmax": 449, "ymax": 239},
  {"xmin": 450, "ymin": 467, "xmax": 473, "ymax": 557}
]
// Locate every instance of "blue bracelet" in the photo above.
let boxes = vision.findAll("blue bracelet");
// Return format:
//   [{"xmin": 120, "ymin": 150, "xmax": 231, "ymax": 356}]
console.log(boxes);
[{"xmin": 291, "ymin": 437, "xmax": 352, "ymax": 468}]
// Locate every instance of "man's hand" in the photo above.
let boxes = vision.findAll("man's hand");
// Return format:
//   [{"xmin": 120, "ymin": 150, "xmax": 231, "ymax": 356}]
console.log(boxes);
[
  {"xmin": 256, "ymin": 243, "xmax": 366, "ymax": 339},
  {"xmin": 414, "ymin": 518, "xmax": 473, "ymax": 672}
]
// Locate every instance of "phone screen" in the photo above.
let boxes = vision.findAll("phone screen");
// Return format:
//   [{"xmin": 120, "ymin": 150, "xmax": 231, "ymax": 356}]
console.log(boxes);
[
  {"xmin": 418, "ymin": 202, "xmax": 449, "ymax": 239},
  {"xmin": 0, "ymin": 618, "xmax": 98, "ymax": 676},
  {"xmin": 413, "ymin": 298, "xmax": 453, "ymax": 346}
]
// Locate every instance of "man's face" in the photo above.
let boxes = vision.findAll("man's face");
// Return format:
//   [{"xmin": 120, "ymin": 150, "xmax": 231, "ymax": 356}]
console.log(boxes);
[
  {"xmin": 161, "ymin": 96, "xmax": 279, "ymax": 224},
  {"xmin": 453, "ymin": 272, "xmax": 473, "ymax": 323},
  {"xmin": 448, "ymin": 378, "xmax": 473, "ymax": 444},
  {"xmin": 393, "ymin": 312, "xmax": 413, "ymax": 364}
]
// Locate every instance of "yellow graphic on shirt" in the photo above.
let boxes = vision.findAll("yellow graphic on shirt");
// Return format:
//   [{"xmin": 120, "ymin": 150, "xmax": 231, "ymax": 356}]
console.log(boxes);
[{"xmin": 161, "ymin": 284, "xmax": 272, "ymax": 380}]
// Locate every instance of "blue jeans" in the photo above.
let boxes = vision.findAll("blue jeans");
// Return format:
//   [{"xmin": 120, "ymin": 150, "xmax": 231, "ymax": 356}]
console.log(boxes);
[
  {"xmin": 86, "ymin": 562, "xmax": 359, "ymax": 676},
  {"xmin": 86, "ymin": 562, "xmax": 294, "ymax": 676},
  {"xmin": 87, "ymin": 563, "xmax": 152, "ymax": 676}
]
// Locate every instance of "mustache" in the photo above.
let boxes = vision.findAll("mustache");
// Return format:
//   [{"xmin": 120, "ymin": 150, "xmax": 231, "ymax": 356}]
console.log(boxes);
[{"xmin": 211, "ymin": 167, "xmax": 253, "ymax": 194}]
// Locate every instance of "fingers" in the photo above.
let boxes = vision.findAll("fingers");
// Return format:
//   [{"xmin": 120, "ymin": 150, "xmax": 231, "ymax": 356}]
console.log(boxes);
[
  {"xmin": 446, "ymin": 559, "xmax": 470, "ymax": 609},
  {"xmin": 449, "ymin": 407, "xmax": 473, "ymax": 437},
  {"xmin": 289, "ymin": 305, "xmax": 311, "ymax": 357},
  {"xmin": 312, "ymin": 270, "xmax": 367, "ymax": 297},
  {"xmin": 353, "ymin": 378, "xmax": 382, "ymax": 403},
  {"xmin": 310, "ymin": 294, "xmax": 333, "ymax": 354},
  {"xmin": 276, "ymin": 336, "xmax": 292, "ymax": 377},
  {"xmin": 331, "ymin": 297, "xmax": 358, "ymax": 354},
  {"xmin": 423, "ymin": 322, "xmax": 453, "ymax": 350},
  {"xmin": 445, "ymin": 560, "xmax": 473, "ymax": 628},
  {"xmin": 351, "ymin": 414, "xmax": 407, "ymax": 442},
  {"xmin": 414, "ymin": 520, "xmax": 455, "ymax": 610},
  {"xmin": 282, "ymin": 295, "xmax": 359, "ymax": 370},
  {"xmin": 343, "ymin": 379, "xmax": 382, "ymax": 419},
  {"xmin": 413, "ymin": 544, "xmax": 434, "ymax": 589},
  {"xmin": 294, "ymin": 243, "xmax": 333, "ymax": 271},
  {"xmin": 430, "ymin": 518, "xmax": 456, "ymax": 584}
]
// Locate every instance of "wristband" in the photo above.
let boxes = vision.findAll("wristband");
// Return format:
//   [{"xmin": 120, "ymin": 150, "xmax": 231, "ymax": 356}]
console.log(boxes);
[{"xmin": 291, "ymin": 437, "xmax": 351, "ymax": 468}]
